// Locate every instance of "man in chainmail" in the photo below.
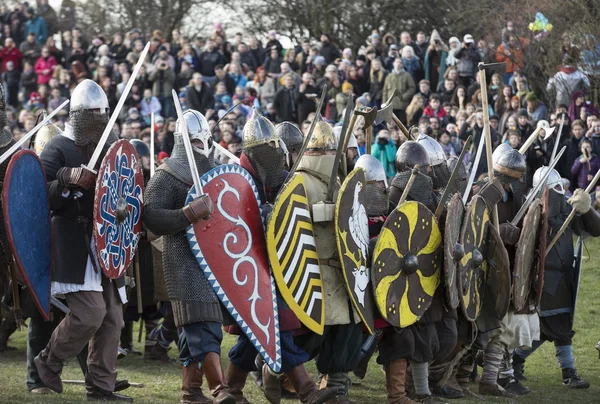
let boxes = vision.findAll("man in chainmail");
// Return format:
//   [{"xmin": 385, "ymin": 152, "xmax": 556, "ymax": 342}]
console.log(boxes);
[
  {"xmin": 446, "ymin": 156, "xmax": 468, "ymax": 197},
  {"xmin": 293, "ymin": 119, "xmax": 363, "ymax": 404},
  {"xmin": 513, "ymin": 167, "xmax": 600, "ymax": 390},
  {"xmin": 0, "ymin": 82, "xmax": 18, "ymax": 352},
  {"xmin": 386, "ymin": 140, "xmax": 454, "ymax": 403},
  {"xmin": 34, "ymin": 79, "xmax": 132, "ymax": 402},
  {"xmin": 417, "ymin": 132, "xmax": 451, "ymax": 204},
  {"xmin": 224, "ymin": 111, "xmax": 336, "ymax": 404},
  {"xmin": 276, "ymin": 121, "xmax": 303, "ymax": 171},
  {"xmin": 143, "ymin": 109, "xmax": 235, "ymax": 404}
]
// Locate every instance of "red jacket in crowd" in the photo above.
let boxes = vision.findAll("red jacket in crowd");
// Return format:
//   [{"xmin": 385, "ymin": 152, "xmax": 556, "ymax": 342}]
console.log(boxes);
[
  {"xmin": 0, "ymin": 46, "xmax": 23, "ymax": 72},
  {"xmin": 34, "ymin": 55, "xmax": 57, "ymax": 85}
]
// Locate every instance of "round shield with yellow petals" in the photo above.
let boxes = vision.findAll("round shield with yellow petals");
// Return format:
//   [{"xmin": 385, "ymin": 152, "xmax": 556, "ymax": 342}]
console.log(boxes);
[
  {"xmin": 457, "ymin": 195, "xmax": 490, "ymax": 321},
  {"xmin": 372, "ymin": 201, "xmax": 442, "ymax": 328}
]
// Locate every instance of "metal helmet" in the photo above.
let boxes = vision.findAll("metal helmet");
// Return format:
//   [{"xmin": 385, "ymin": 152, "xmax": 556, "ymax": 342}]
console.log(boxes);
[
  {"xmin": 34, "ymin": 122, "xmax": 61, "ymax": 155},
  {"xmin": 276, "ymin": 122, "xmax": 303, "ymax": 153},
  {"xmin": 242, "ymin": 109, "xmax": 279, "ymax": 150},
  {"xmin": 333, "ymin": 125, "xmax": 359, "ymax": 149},
  {"xmin": 355, "ymin": 154, "xmax": 388, "ymax": 185},
  {"xmin": 130, "ymin": 138, "xmax": 150, "ymax": 157},
  {"xmin": 175, "ymin": 109, "xmax": 214, "ymax": 157},
  {"xmin": 533, "ymin": 166, "xmax": 564, "ymax": 195},
  {"xmin": 70, "ymin": 79, "xmax": 109, "ymax": 112},
  {"xmin": 395, "ymin": 141, "xmax": 430, "ymax": 173},
  {"xmin": 493, "ymin": 148, "xmax": 526, "ymax": 179},
  {"xmin": 492, "ymin": 142, "xmax": 512, "ymax": 162},
  {"xmin": 306, "ymin": 119, "xmax": 336, "ymax": 151},
  {"xmin": 417, "ymin": 131, "xmax": 446, "ymax": 166}
]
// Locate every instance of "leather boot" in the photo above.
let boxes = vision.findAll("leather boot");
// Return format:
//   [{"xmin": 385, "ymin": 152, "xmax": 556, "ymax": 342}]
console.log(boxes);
[
  {"xmin": 145, "ymin": 342, "xmax": 175, "ymax": 363},
  {"xmin": 262, "ymin": 363, "xmax": 281, "ymax": 404},
  {"xmin": 384, "ymin": 359, "xmax": 417, "ymax": 404},
  {"xmin": 286, "ymin": 365, "xmax": 337, "ymax": 404},
  {"xmin": 478, "ymin": 382, "xmax": 516, "ymax": 398},
  {"xmin": 34, "ymin": 348, "xmax": 63, "ymax": 393},
  {"xmin": 562, "ymin": 368, "xmax": 590, "ymax": 389},
  {"xmin": 181, "ymin": 364, "xmax": 211, "ymax": 404},
  {"xmin": 224, "ymin": 362, "xmax": 253, "ymax": 403},
  {"xmin": 201, "ymin": 353, "xmax": 236, "ymax": 404}
]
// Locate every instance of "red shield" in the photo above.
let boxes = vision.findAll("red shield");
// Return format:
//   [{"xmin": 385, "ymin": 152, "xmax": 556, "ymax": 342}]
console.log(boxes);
[
  {"xmin": 186, "ymin": 164, "xmax": 281, "ymax": 373},
  {"xmin": 94, "ymin": 140, "xmax": 144, "ymax": 279}
]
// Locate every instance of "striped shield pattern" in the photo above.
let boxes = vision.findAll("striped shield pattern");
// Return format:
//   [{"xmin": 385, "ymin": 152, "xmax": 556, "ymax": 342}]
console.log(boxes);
[{"xmin": 266, "ymin": 173, "xmax": 325, "ymax": 335}]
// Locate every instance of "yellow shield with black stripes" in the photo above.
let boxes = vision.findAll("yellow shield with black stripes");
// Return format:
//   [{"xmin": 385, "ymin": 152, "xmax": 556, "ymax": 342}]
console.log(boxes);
[
  {"xmin": 266, "ymin": 173, "xmax": 325, "ymax": 335},
  {"xmin": 372, "ymin": 201, "xmax": 442, "ymax": 328}
]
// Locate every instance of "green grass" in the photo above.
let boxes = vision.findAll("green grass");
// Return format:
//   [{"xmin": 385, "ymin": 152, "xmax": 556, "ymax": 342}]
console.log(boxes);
[{"xmin": 2, "ymin": 238, "xmax": 600, "ymax": 403}]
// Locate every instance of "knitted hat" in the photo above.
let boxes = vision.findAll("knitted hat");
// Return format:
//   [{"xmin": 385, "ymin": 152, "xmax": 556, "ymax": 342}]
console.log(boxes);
[
  {"xmin": 342, "ymin": 82, "xmax": 353, "ymax": 93},
  {"xmin": 525, "ymin": 92, "xmax": 538, "ymax": 102},
  {"xmin": 517, "ymin": 108, "xmax": 528, "ymax": 118}
]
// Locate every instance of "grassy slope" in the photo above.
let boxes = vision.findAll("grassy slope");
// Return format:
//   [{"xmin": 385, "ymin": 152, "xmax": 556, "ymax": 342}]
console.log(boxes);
[{"xmin": 1, "ymin": 237, "xmax": 600, "ymax": 404}]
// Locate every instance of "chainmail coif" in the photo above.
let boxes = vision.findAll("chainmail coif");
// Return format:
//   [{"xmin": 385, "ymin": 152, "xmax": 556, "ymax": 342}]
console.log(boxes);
[
  {"xmin": 69, "ymin": 109, "xmax": 109, "ymax": 146},
  {"xmin": 391, "ymin": 171, "xmax": 434, "ymax": 207},
  {"xmin": 365, "ymin": 182, "xmax": 388, "ymax": 216},
  {"xmin": 245, "ymin": 143, "xmax": 285, "ymax": 188}
]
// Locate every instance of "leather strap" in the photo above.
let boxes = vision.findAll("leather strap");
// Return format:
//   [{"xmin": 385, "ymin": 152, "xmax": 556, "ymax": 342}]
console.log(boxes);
[{"xmin": 319, "ymin": 258, "xmax": 342, "ymax": 269}]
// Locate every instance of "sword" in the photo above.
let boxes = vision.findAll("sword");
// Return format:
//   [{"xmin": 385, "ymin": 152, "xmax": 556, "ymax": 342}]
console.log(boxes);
[
  {"xmin": 550, "ymin": 118, "xmax": 565, "ymax": 162},
  {"xmin": 462, "ymin": 130, "xmax": 486, "ymax": 205},
  {"xmin": 545, "ymin": 167, "xmax": 600, "ymax": 255},
  {"xmin": 511, "ymin": 145, "xmax": 566, "ymax": 226},
  {"xmin": 435, "ymin": 136, "xmax": 472, "ymax": 219},
  {"xmin": 0, "ymin": 99, "xmax": 69, "ymax": 165},
  {"xmin": 63, "ymin": 380, "xmax": 144, "ymax": 388},
  {"xmin": 284, "ymin": 85, "xmax": 328, "ymax": 183},
  {"xmin": 86, "ymin": 42, "xmax": 150, "ymax": 172},
  {"xmin": 172, "ymin": 89, "xmax": 203, "ymax": 195},
  {"xmin": 51, "ymin": 296, "xmax": 70, "ymax": 314},
  {"xmin": 150, "ymin": 112, "xmax": 155, "ymax": 177},
  {"xmin": 326, "ymin": 95, "xmax": 354, "ymax": 202}
]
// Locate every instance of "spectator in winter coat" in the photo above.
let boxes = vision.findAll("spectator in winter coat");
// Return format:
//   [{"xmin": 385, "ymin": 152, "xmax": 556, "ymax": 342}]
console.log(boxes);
[
  {"xmin": 369, "ymin": 58, "xmax": 387, "ymax": 106},
  {"xmin": 455, "ymin": 34, "xmax": 481, "ymax": 87},
  {"xmin": 525, "ymin": 92, "xmax": 548, "ymax": 122},
  {"xmin": 228, "ymin": 62, "xmax": 248, "ymax": 90},
  {"xmin": 384, "ymin": 44, "xmax": 400, "ymax": 72},
  {"xmin": 422, "ymin": 94, "xmax": 447, "ymax": 120},
  {"xmin": 24, "ymin": 8, "xmax": 48, "ymax": 45},
  {"xmin": 496, "ymin": 35, "xmax": 528, "ymax": 84},
  {"xmin": 424, "ymin": 29, "xmax": 448, "ymax": 91},
  {"xmin": 247, "ymin": 67, "xmax": 276, "ymax": 106},
  {"xmin": 382, "ymin": 57, "xmax": 415, "ymax": 123},
  {"xmin": 568, "ymin": 90, "xmax": 598, "ymax": 122},
  {"xmin": 3, "ymin": 61, "xmax": 21, "ymax": 108},
  {"xmin": 20, "ymin": 62, "xmax": 38, "ymax": 102},
  {"xmin": 34, "ymin": 47, "xmax": 56, "ymax": 85},
  {"xmin": 149, "ymin": 61, "xmax": 176, "ymax": 118},
  {"xmin": 319, "ymin": 33, "xmax": 340, "ymax": 64},
  {"xmin": 198, "ymin": 39, "xmax": 225, "ymax": 80},
  {"xmin": 547, "ymin": 65, "xmax": 590, "ymax": 108},
  {"xmin": 18, "ymin": 33, "xmax": 41, "ymax": 66},
  {"xmin": 238, "ymin": 42, "xmax": 258, "ymax": 72},
  {"xmin": 571, "ymin": 138, "xmax": 600, "ymax": 190},
  {"xmin": 273, "ymin": 73, "xmax": 298, "ymax": 122},
  {"xmin": 371, "ymin": 130, "xmax": 397, "ymax": 178},
  {"xmin": 401, "ymin": 46, "xmax": 421, "ymax": 85},
  {"xmin": 186, "ymin": 73, "xmax": 214, "ymax": 115},
  {"xmin": 214, "ymin": 65, "xmax": 237, "ymax": 96},
  {"xmin": 1, "ymin": 38, "xmax": 23, "ymax": 72},
  {"xmin": 263, "ymin": 46, "xmax": 283, "ymax": 77},
  {"xmin": 295, "ymin": 72, "xmax": 318, "ymax": 124},
  {"xmin": 140, "ymin": 88, "xmax": 163, "ymax": 123}
]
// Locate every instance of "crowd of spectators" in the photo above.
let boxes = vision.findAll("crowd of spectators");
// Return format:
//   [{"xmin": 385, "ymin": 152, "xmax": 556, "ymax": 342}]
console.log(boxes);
[{"xmin": 2, "ymin": 2, "xmax": 600, "ymax": 191}]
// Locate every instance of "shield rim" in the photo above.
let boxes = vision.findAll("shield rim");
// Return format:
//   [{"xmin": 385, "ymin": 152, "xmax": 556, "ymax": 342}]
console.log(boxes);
[
  {"xmin": 266, "ymin": 173, "xmax": 325, "ymax": 336},
  {"xmin": 457, "ymin": 194, "xmax": 490, "ymax": 321},
  {"xmin": 93, "ymin": 139, "xmax": 144, "ymax": 279},
  {"xmin": 486, "ymin": 223, "xmax": 511, "ymax": 320},
  {"xmin": 335, "ymin": 167, "xmax": 374, "ymax": 335},
  {"xmin": 444, "ymin": 194, "xmax": 464, "ymax": 309},
  {"xmin": 513, "ymin": 199, "xmax": 542, "ymax": 313},
  {"xmin": 185, "ymin": 164, "xmax": 282, "ymax": 373},
  {"xmin": 372, "ymin": 200, "xmax": 442, "ymax": 328},
  {"xmin": 3, "ymin": 149, "xmax": 52, "ymax": 321}
]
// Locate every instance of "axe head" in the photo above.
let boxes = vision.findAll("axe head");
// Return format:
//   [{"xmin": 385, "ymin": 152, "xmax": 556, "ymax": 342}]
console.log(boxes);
[
  {"xmin": 376, "ymin": 88, "xmax": 399, "ymax": 125},
  {"xmin": 537, "ymin": 120, "xmax": 555, "ymax": 140},
  {"xmin": 355, "ymin": 106, "xmax": 377, "ymax": 128}
]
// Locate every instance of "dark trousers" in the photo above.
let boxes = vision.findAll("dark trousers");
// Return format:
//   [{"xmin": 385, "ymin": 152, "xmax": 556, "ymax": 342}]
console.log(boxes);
[
  {"xmin": 229, "ymin": 330, "xmax": 309, "ymax": 373},
  {"xmin": 45, "ymin": 275, "xmax": 124, "ymax": 392},
  {"xmin": 178, "ymin": 321, "xmax": 222, "ymax": 366}
]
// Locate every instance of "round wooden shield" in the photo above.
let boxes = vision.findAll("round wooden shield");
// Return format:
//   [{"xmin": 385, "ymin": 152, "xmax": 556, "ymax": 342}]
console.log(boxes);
[
  {"xmin": 485, "ymin": 223, "xmax": 511, "ymax": 320},
  {"xmin": 336, "ymin": 168, "xmax": 375, "ymax": 335},
  {"xmin": 93, "ymin": 140, "xmax": 144, "ymax": 279},
  {"xmin": 372, "ymin": 201, "xmax": 442, "ymax": 328},
  {"xmin": 3, "ymin": 150, "xmax": 51, "ymax": 320},
  {"xmin": 444, "ymin": 194, "xmax": 464, "ymax": 309},
  {"xmin": 457, "ymin": 195, "xmax": 490, "ymax": 321},
  {"xmin": 513, "ymin": 199, "xmax": 542, "ymax": 313}
]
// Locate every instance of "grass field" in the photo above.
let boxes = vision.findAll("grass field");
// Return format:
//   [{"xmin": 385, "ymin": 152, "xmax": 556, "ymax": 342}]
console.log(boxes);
[{"xmin": 1, "ymin": 238, "xmax": 600, "ymax": 404}]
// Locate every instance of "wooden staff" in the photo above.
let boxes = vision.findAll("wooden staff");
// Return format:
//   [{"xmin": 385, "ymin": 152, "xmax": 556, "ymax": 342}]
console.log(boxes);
[
  {"xmin": 135, "ymin": 256, "xmax": 143, "ymax": 343},
  {"xmin": 478, "ymin": 64, "xmax": 499, "ymax": 227},
  {"xmin": 399, "ymin": 166, "xmax": 420, "ymax": 205},
  {"xmin": 546, "ymin": 168, "xmax": 600, "ymax": 255}
]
